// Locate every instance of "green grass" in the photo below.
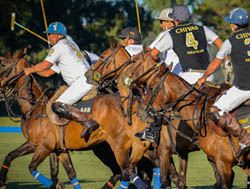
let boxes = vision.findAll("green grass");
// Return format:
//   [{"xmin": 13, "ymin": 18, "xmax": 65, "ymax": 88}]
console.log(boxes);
[{"xmin": 0, "ymin": 117, "xmax": 247, "ymax": 188}]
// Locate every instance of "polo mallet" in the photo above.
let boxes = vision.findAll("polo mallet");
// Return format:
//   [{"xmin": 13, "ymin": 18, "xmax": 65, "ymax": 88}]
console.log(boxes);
[
  {"xmin": 40, "ymin": 0, "xmax": 51, "ymax": 47},
  {"xmin": 11, "ymin": 12, "xmax": 48, "ymax": 43},
  {"xmin": 134, "ymin": 0, "xmax": 141, "ymax": 33}
]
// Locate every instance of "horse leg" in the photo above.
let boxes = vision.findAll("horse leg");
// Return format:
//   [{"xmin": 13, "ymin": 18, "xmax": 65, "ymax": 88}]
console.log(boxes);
[
  {"xmin": 49, "ymin": 152, "xmax": 67, "ymax": 189},
  {"xmin": 177, "ymin": 154, "xmax": 188, "ymax": 189},
  {"xmin": 158, "ymin": 147, "xmax": 173, "ymax": 188},
  {"xmin": 92, "ymin": 142, "xmax": 121, "ymax": 189},
  {"xmin": 136, "ymin": 156, "xmax": 154, "ymax": 187},
  {"xmin": 207, "ymin": 156, "xmax": 223, "ymax": 188},
  {"xmin": 107, "ymin": 143, "xmax": 131, "ymax": 188},
  {"xmin": 215, "ymin": 160, "xmax": 233, "ymax": 189},
  {"xmin": 247, "ymin": 176, "xmax": 250, "ymax": 189},
  {"xmin": 28, "ymin": 146, "xmax": 53, "ymax": 187},
  {"xmin": 126, "ymin": 144, "xmax": 149, "ymax": 188},
  {"xmin": 57, "ymin": 152, "xmax": 81, "ymax": 189},
  {"xmin": 168, "ymin": 157, "xmax": 179, "ymax": 187},
  {"xmin": 0, "ymin": 141, "xmax": 35, "ymax": 188}
]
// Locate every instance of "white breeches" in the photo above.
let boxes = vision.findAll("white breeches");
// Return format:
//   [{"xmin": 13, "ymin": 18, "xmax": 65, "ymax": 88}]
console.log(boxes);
[
  {"xmin": 214, "ymin": 86, "xmax": 250, "ymax": 114},
  {"xmin": 56, "ymin": 74, "xmax": 94, "ymax": 105}
]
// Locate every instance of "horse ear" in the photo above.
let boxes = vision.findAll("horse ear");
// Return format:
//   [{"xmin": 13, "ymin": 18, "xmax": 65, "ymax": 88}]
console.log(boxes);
[
  {"xmin": 13, "ymin": 48, "xmax": 27, "ymax": 59},
  {"xmin": 159, "ymin": 63, "xmax": 167, "ymax": 76},
  {"xmin": 167, "ymin": 62, "xmax": 173, "ymax": 72},
  {"xmin": 110, "ymin": 36, "xmax": 116, "ymax": 49},
  {"xmin": 5, "ymin": 50, "xmax": 11, "ymax": 59}
]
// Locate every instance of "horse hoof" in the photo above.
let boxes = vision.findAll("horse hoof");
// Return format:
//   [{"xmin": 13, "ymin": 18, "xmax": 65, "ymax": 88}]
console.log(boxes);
[{"xmin": 56, "ymin": 182, "xmax": 65, "ymax": 189}]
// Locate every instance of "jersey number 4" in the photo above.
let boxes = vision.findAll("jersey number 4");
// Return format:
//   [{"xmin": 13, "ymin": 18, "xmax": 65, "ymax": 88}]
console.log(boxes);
[
  {"xmin": 244, "ymin": 38, "xmax": 250, "ymax": 57},
  {"xmin": 186, "ymin": 32, "xmax": 198, "ymax": 50}
]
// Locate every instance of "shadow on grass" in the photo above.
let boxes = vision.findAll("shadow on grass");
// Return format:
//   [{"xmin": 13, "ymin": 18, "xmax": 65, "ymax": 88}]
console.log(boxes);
[
  {"xmin": 186, "ymin": 186, "xmax": 246, "ymax": 189},
  {"xmin": 5, "ymin": 179, "xmax": 111, "ymax": 189}
]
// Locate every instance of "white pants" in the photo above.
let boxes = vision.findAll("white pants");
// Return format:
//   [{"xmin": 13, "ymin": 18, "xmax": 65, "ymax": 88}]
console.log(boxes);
[
  {"xmin": 214, "ymin": 86, "xmax": 250, "ymax": 114},
  {"xmin": 179, "ymin": 72, "xmax": 214, "ymax": 85},
  {"xmin": 56, "ymin": 75, "xmax": 94, "ymax": 105}
]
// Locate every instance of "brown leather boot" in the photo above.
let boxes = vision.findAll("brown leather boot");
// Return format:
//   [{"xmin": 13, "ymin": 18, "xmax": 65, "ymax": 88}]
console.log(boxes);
[
  {"xmin": 52, "ymin": 102, "xmax": 99, "ymax": 139},
  {"xmin": 225, "ymin": 113, "xmax": 250, "ymax": 156}
]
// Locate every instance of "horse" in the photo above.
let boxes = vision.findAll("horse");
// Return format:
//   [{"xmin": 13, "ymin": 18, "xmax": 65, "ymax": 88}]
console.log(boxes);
[
  {"xmin": 122, "ymin": 53, "xmax": 250, "ymax": 188},
  {"xmin": 85, "ymin": 42, "xmax": 222, "ymax": 188},
  {"xmin": 0, "ymin": 49, "xmax": 146, "ymax": 189},
  {"xmin": 0, "ymin": 49, "xmax": 166, "ymax": 189}
]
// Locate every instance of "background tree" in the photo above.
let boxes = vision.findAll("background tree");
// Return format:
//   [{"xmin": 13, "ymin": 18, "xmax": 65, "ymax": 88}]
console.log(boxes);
[{"xmin": 0, "ymin": 0, "xmax": 153, "ymax": 61}]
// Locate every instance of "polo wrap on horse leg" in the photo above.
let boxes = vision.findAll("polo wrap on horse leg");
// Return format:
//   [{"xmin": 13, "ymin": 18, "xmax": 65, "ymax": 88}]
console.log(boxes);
[{"xmin": 52, "ymin": 102, "xmax": 99, "ymax": 139}]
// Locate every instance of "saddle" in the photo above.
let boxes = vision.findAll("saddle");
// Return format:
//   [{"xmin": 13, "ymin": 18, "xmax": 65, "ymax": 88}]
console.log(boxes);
[
  {"xmin": 205, "ymin": 83, "xmax": 250, "ymax": 136},
  {"xmin": 46, "ymin": 85, "xmax": 97, "ymax": 126}
]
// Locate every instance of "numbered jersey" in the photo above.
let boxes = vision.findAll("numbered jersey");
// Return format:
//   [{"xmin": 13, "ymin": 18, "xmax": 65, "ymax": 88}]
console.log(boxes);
[
  {"xmin": 169, "ymin": 23, "xmax": 210, "ymax": 71},
  {"xmin": 45, "ymin": 39, "xmax": 90, "ymax": 86},
  {"xmin": 228, "ymin": 28, "xmax": 250, "ymax": 90}
]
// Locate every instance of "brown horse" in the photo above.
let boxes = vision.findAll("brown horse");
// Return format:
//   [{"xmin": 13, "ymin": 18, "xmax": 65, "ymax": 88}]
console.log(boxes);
[
  {"xmin": 0, "ymin": 49, "xmax": 152, "ymax": 189},
  {"xmin": 123, "ymin": 54, "xmax": 250, "ymax": 188},
  {"xmin": 85, "ymin": 43, "xmax": 223, "ymax": 188}
]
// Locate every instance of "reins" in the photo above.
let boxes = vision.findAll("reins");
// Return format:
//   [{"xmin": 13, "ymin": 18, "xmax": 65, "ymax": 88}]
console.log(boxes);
[{"xmin": 0, "ymin": 57, "xmax": 49, "ymax": 125}]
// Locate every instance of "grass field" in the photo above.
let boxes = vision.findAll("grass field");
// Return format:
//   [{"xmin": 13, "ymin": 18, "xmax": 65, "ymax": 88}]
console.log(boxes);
[{"xmin": 0, "ymin": 117, "xmax": 247, "ymax": 188}]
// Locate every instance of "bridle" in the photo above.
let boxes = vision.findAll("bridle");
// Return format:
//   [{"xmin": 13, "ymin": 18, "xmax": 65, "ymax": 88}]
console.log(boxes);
[
  {"xmin": 0, "ymin": 57, "xmax": 49, "ymax": 123},
  {"xmin": 91, "ymin": 45, "xmax": 134, "ymax": 90}
]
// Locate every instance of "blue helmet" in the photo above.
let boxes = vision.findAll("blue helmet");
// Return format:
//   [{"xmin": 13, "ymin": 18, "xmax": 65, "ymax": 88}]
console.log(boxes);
[
  {"xmin": 224, "ymin": 8, "xmax": 249, "ymax": 26},
  {"xmin": 44, "ymin": 22, "xmax": 67, "ymax": 36}
]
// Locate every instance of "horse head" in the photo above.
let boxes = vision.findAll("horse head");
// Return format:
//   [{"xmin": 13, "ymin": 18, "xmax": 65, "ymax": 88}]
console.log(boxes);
[
  {"xmin": 122, "ymin": 52, "xmax": 169, "ymax": 89},
  {"xmin": 0, "ymin": 48, "xmax": 28, "ymax": 88},
  {"xmin": 85, "ymin": 44, "xmax": 132, "ymax": 88}
]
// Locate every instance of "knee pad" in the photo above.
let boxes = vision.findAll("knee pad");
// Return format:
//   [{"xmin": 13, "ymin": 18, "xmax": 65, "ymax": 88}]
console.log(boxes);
[{"xmin": 51, "ymin": 102, "xmax": 72, "ymax": 120}]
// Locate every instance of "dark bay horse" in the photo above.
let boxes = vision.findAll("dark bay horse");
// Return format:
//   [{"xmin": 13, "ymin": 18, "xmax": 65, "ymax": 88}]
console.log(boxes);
[
  {"xmin": 85, "ymin": 43, "xmax": 223, "ymax": 188},
  {"xmin": 123, "ymin": 54, "xmax": 250, "ymax": 188},
  {"xmin": 0, "ymin": 49, "xmax": 147, "ymax": 188}
]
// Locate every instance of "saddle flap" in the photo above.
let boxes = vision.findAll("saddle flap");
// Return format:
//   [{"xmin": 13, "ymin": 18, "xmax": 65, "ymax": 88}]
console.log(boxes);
[
  {"xmin": 46, "ymin": 85, "xmax": 70, "ymax": 126},
  {"xmin": 235, "ymin": 104, "xmax": 250, "ymax": 128}
]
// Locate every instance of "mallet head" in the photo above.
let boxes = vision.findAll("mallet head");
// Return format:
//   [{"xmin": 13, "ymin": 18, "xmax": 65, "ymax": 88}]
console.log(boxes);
[{"xmin": 11, "ymin": 12, "xmax": 16, "ymax": 31}]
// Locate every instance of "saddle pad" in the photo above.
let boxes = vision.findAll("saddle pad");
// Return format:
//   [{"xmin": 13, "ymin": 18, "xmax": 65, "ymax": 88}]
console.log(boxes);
[
  {"xmin": 235, "ymin": 105, "xmax": 250, "ymax": 128},
  {"xmin": 75, "ymin": 97, "xmax": 96, "ymax": 114}
]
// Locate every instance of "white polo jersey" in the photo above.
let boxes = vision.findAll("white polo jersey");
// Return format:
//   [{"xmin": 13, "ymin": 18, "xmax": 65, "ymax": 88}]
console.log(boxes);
[
  {"xmin": 150, "ymin": 31, "xmax": 182, "ymax": 75},
  {"xmin": 125, "ymin": 44, "xmax": 143, "ymax": 56},
  {"xmin": 46, "ymin": 39, "xmax": 90, "ymax": 86}
]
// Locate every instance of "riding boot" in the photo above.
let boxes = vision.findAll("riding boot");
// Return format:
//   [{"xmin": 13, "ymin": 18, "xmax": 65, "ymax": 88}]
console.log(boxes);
[
  {"xmin": 135, "ymin": 117, "xmax": 162, "ymax": 143},
  {"xmin": 224, "ymin": 113, "xmax": 250, "ymax": 157},
  {"xmin": 52, "ymin": 102, "xmax": 99, "ymax": 139},
  {"xmin": 209, "ymin": 110, "xmax": 250, "ymax": 156}
]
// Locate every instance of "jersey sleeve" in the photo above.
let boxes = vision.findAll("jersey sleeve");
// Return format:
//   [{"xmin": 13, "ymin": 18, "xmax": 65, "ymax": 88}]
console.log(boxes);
[
  {"xmin": 44, "ymin": 45, "xmax": 61, "ymax": 65},
  {"xmin": 50, "ymin": 64, "xmax": 60, "ymax": 73},
  {"xmin": 154, "ymin": 32, "xmax": 173, "ymax": 52},
  {"xmin": 216, "ymin": 39, "xmax": 232, "ymax": 60},
  {"xmin": 203, "ymin": 26, "xmax": 219, "ymax": 44},
  {"xmin": 149, "ymin": 32, "xmax": 165, "ymax": 49}
]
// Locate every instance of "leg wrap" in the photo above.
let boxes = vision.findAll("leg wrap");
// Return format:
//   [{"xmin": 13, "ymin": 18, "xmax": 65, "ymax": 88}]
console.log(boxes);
[
  {"xmin": 32, "ymin": 170, "xmax": 53, "ymax": 187},
  {"xmin": 130, "ymin": 173, "xmax": 147, "ymax": 188},
  {"xmin": 71, "ymin": 178, "xmax": 81, "ymax": 189},
  {"xmin": 153, "ymin": 168, "xmax": 161, "ymax": 189},
  {"xmin": 119, "ymin": 180, "xmax": 130, "ymax": 189}
]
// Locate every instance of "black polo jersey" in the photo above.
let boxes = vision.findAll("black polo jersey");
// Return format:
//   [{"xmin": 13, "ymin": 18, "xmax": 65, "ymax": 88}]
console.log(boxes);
[
  {"xmin": 169, "ymin": 23, "xmax": 210, "ymax": 71},
  {"xmin": 229, "ymin": 28, "xmax": 250, "ymax": 90}
]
